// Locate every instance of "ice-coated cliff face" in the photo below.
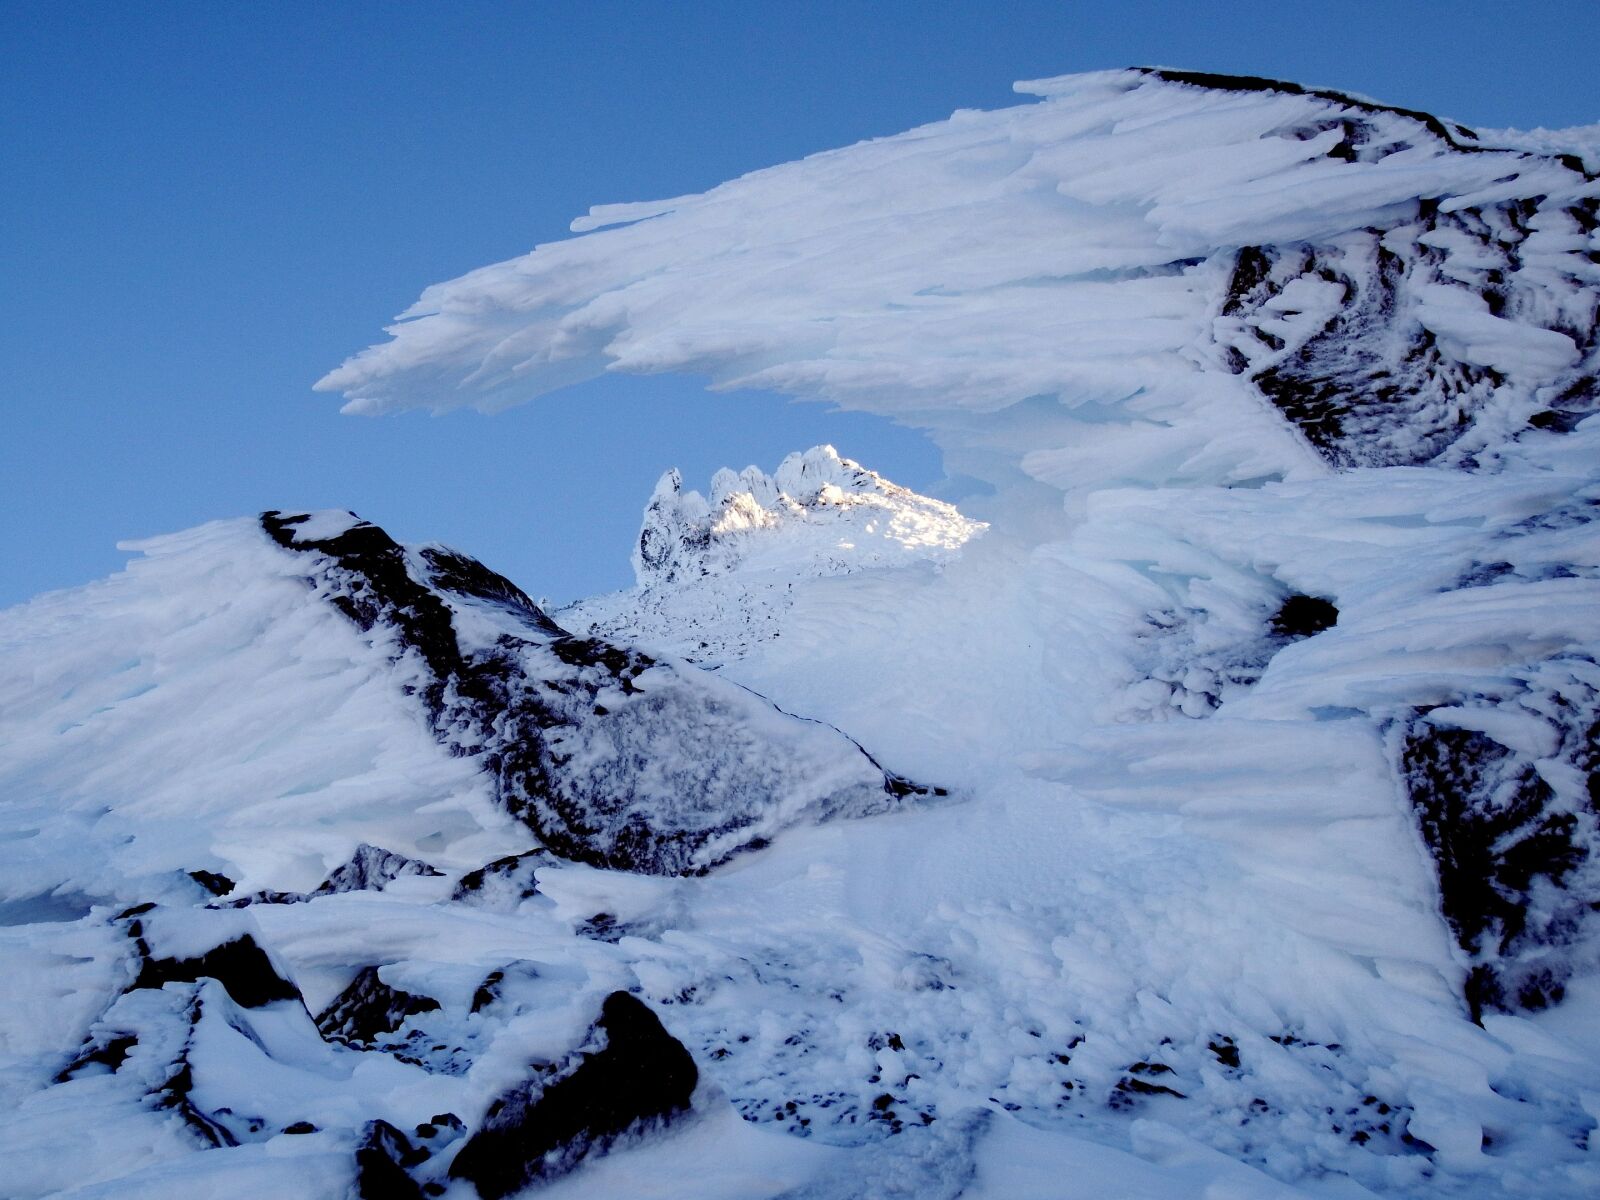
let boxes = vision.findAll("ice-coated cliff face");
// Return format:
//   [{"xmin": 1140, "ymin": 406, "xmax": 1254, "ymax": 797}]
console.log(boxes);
[{"xmin": 5, "ymin": 68, "xmax": 1600, "ymax": 1200}]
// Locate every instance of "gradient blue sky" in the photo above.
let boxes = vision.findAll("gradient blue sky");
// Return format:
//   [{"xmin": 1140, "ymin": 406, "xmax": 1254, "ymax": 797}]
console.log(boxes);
[{"xmin": 5, "ymin": 1, "xmax": 1597, "ymax": 607}]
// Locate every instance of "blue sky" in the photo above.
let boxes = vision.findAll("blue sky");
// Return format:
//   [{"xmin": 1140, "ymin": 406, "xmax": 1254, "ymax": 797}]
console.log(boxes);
[{"xmin": 5, "ymin": 1, "xmax": 1597, "ymax": 608}]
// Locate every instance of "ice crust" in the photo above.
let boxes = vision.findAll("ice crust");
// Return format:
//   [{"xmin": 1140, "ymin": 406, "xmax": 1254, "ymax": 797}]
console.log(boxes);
[{"xmin": 5, "ymin": 67, "xmax": 1600, "ymax": 1200}]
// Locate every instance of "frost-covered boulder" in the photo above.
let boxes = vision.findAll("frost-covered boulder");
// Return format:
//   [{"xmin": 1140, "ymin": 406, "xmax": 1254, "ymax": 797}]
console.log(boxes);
[
  {"xmin": 261, "ymin": 509, "xmax": 936, "ymax": 874},
  {"xmin": 218, "ymin": 842, "xmax": 442, "ymax": 908},
  {"xmin": 451, "ymin": 848, "xmax": 551, "ymax": 910},
  {"xmin": 315, "ymin": 965, "xmax": 442, "ymax": 1049},
  {"xmin": 353, "ymin": 1119, "xmax": 428, "ymax": 1200},
  {"xmin": 1397, "ymin": 657, "xmax": 1600, "ymax": 1018},
  {"xmin": 124, "ymin": 905, "xmax": 303, "ymax": 1011},
  {"xmin": 448, "ymin": 991, "xmax": 699, "ymax": 1198}
]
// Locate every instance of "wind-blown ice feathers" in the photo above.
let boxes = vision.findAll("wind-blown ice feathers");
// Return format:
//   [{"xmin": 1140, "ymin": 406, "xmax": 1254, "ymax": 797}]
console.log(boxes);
[{"xmin": 320, "ymin": 67, "xmax": 1597, "ymax": 484}]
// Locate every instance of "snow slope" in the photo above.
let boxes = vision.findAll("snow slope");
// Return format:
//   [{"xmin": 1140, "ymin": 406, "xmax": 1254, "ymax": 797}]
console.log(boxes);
[{"xmin": 5, "ymin": 67, "xmax": 1600, "ymax": 1200}]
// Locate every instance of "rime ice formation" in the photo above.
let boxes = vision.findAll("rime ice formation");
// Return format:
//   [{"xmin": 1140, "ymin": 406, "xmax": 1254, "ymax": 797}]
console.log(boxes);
[
  {"xmin": 318, "ymin": 67, "xmax": 1597, "ymax": 486},
  {"xmin": 6, "ymin": 68, "xmax": 1600, "ymax": 1200}
]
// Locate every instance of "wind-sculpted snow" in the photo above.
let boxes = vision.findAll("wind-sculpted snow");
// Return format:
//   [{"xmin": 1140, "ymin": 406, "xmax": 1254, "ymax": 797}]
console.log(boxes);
[
  {"xmin": 8, "ymin": 66, "xmax": 1600, "ymax": 1200},
  {"xmin": 260, "ymin": 508, "xmax": 931, "ymax": 874},
  {"xmin": 320, "ymin": 67, "xmax": 1597, "ymax": 485},
  {"xmin": 0, "ymin": 516, "xmax": 503, "ymax": 910},
  {"xmin": 1215, "ymin": 199, "xmax": 1598, "ymax": 467}
]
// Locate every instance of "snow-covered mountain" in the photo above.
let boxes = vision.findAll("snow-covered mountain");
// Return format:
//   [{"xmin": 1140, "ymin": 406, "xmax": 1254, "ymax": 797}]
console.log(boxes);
[
  {"xmin": 4, "ymin": 68, "xmax": 1599, "ymax": 1199},
  {"xmin": 564, "ymin": 444, "xmax": 985, "ymax": 662}
]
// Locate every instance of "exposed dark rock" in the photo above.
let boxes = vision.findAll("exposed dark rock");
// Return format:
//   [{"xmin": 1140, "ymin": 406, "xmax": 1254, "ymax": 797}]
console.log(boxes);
[
  {"xmin": 155, "ymin": 1061, "xmax": 236, "ymax": 1147},
  {"xmin": 1536, "ymin": 376, "xmax": 1600, "ymax": 432},
  {"xmin": 55, "ymin": 1032, "xmax": 137, "ymax": 1082},
  {"xmin": 1207, "ymin": 1037, "xmax": 1241, "ymax": 1070},
  {"xmin": 187, "ymin": 870, "xmax": 235, "ymax": 898},
  {"xmin": 1223, "ymin": 245, "xmax": 1274, "ymax": 317},
  {"xmin": 128, "ymin": 928, "xmax": 301, "ymax": 1010},
  {"xmin": 470, "ymin": 969, "xmax": 508, "ymax": 1015},
  {"xmin": 577, "ymin": 912, "xmax": 625, "ymax": 943},
  {"xmin": 1108, "ymin": 1059, "xmax": 1187, "ymax": 1108},
  {"xmin": 261, "ymin": 510, "xmax": 936, "ymax": 876},
  {"xmin": 448, "ymin": 991, "xmax": 698, "ymax": 1198},
  {"xmin": 469, "ymin": 962, "xmax": 543, "ymax": 1018},
  {"xmin": 415, "ymin": 1112, "xmax": 465, "ymax": 1142},
  {"xmin": 418, "ymin": 545, "xmax": 562, "ymax": 632},
  {"xmin": 314, "ymin": 844, "xmax": 442, "ymax": 895},
  {"xmin": 354, "ymin": 1119, "xmax": 427, "ymax": 1200},
  {"xmin": 1212, "ymin": 184, "xmax": 1597, "ymax": 467},
  {"xmin": 1111, "ymin": 1075, "xmax": 1186, "ymax": 1105},
  {"xmin": 1271, "ymin": 594, "xmax": 1339, "ymax": 639},
  {"xmin": 282, "ymin": 1120, "xmax": 317, "ymax": 1134},
  {"xmin": 217, "ymin": 843, "xmax": 440, "ymax": 909},
  {"xmin": 451, "ymin": 849, "xmax": 550, "ymax": 908},
  {"xmin": 1396, "ymin": 659, "xmax": 1600, "ymax": 1018},
  {"xmin": 1530, "ymin": 408, "xmax": 1590, "ymax": 433},
  {"xmin": 885, "ymin": 771, "xmax": 941, "ymax": 800},
  {"xmin": 315, "ymin": 966, "xmax": 441, "ymax": 1048},
  {"xmin": 1127, "ymin": 1060, "xmax": 1175, "ymax": 1076}
]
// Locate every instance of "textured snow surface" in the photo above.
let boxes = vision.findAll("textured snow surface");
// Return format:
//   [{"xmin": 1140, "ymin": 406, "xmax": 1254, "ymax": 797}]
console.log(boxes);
[
  {"xmin": 319, "ymin": 67, "xmax": 1597, "ymax": 483},
  {"xmin": 7, "ymin": 67, "xmax": 1600, "ymax": 1200},
  {"xmin": 254, "ymin": 508, "xmax": 928, "ymax": 876}
]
